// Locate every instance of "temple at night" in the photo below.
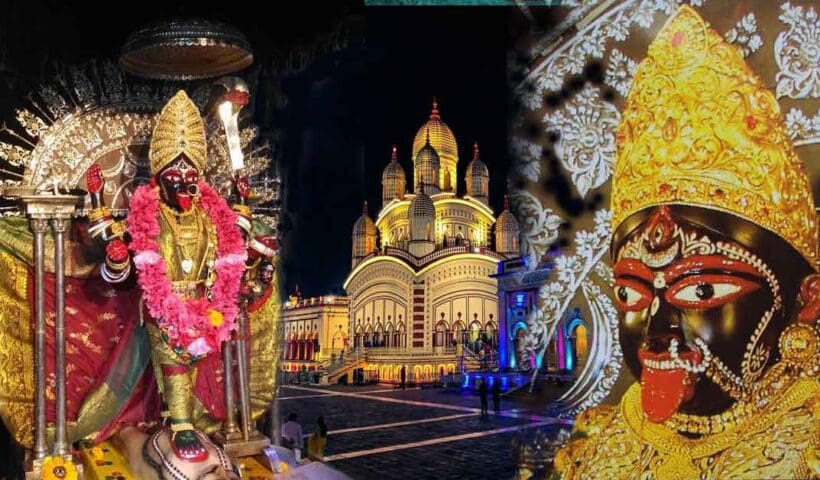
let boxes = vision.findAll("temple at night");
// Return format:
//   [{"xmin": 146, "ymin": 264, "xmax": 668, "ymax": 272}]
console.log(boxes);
[{"xmin": 341, "ymin": 99, "xmax": 516, "ymax": 382}]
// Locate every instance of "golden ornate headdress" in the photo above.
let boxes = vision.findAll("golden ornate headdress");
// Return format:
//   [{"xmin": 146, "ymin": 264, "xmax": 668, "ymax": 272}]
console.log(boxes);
[
  {"xmin": 149, "ymin": 90, "xmax": 207, "ymax": 175},
  {"xmin": 611, "ymin": 5, "xmax": 817, "ymax": 265}
]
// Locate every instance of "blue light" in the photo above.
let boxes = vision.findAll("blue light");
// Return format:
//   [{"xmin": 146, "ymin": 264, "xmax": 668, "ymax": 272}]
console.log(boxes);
[
  {"xmin": 515, "ymin": 293, "xmax": 526, "ymax": 307},
  {"xmin": 463, "ymin": 374, "xmax": 470, "ymax": 387},
  {"xmin": 536, "ymin": 354, "xmax": 543, "ymax": 369},
  {"xmin": 501, "ymin": 376, "xmax": 508, "ymax": 389}
]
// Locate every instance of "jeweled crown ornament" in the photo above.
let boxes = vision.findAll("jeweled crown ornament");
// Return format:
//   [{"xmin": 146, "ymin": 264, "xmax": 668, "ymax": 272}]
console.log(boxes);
[
  {"xmin": 610, "ymin": 5, "xmax": 817, "ymax": 266},
  {"xmin": 149, "ymin": 90, "xmax": 207, "ymax": 175}
]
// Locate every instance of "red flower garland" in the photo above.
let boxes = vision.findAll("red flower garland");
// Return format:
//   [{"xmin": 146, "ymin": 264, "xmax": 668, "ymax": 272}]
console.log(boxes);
[{"xmin": 128, "ymin": 181, "xmax": 247, "ymax": 357}]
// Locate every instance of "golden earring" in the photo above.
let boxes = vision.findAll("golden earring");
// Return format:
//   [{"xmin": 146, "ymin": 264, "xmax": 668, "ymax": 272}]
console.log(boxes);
[{"xmin": 778, "ymin": 323, "xmax": 818, "ymax": 368}]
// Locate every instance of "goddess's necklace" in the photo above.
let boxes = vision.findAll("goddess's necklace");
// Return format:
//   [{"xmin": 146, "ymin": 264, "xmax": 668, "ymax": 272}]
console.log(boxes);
[{"xmin": 159, "ymin": 202, "xmax": 203, "ymax": 275}]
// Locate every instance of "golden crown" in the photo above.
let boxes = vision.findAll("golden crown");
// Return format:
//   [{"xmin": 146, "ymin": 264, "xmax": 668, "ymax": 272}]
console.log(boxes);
[
  {"xmin": 148, "ymin": 90, "xmax": 207, "ymax": 175},
  {"xmin": 611, "ymin": 6, "xmax": 817, "ymax": 266}
]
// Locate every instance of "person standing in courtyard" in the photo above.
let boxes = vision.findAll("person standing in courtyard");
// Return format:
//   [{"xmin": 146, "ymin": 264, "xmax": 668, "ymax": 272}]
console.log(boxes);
[
  {"xmin": 400, "ymin": 365, "xmax": 406, "ymax": 390},
  {"xmin": 281, "ymin": 413, "xmax": 304, "ymax": 452},
  {"xmin": 478, "ymin": 379, "xmax": 488, "ymax": 415},
  {"xmin": 491, "ymin": 379, "xmax": 501, "ymax": 413},
  {"xmin": 307, "ymin": 416, "xmax": 328, "ymax": 461}
]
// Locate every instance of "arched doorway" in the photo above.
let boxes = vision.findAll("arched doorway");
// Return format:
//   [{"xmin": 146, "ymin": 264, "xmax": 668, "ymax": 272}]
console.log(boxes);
[
  {"xmin": 395, "ymin": 322, "xmax": 406, "ymax": 349},
  {"xmin": 512, "ymin": 322, "xmax": 529, "ymax": 371},
  {"xmin": 469, "ymin": 320, "xmax": 482, "ymax": 351},
  {"xmin": 566, "ymin": 319, "xmax": 589, "ymax": 372},
  {"xmin": 331, "ymin": 329, "xmax": 346, "ymax": 352},
  {"xmin": 385, "ymin": 322, "xmax": 394, "ymax": 348},
  {"xmin": 374, "ymin": 323, "xmax": 384, "ymax": 348},
  {"xmin": 354, "ymin": 325, "xmax": 363, "ymax": 349},
  {"xmin": 433, "ymin": 319, "xmax": 448, "ymax": 348}
]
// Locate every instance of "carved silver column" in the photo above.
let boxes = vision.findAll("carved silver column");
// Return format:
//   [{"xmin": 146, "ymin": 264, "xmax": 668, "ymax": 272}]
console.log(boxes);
[
  {"xmin": 222, "ymin": 339, "xmax": 239, "ymax": 436},
  {"xmin": 30, "ymin": 217, "xmax": 49, "ymax": 461},
  {"xmin": 10, "ymin": 190, "xmax": 83, "ymax": 476},
  {"xmin": 235, "ymin": 311, "xmax": 252, "ymax": 440},
  {"xmin": 50, "ymin": 216, "xmax": 70, "ymax": 456},
  {"xmin": 216, "ymin": 307, "xmax": 269, "ymax": 457}
]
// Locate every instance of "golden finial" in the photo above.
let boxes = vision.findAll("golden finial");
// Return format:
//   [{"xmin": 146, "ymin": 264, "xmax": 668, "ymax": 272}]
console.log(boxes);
[
  {"xmin": 430, "ymin": 97, "xmax": 440, "ymax": 121},
  {"xmin": 611, "ymin": 5, "xmax": 816, "ymax": 265},
  {"xmin": 149, "ymin": 90, "xmax": 207, "ymax": 175}
]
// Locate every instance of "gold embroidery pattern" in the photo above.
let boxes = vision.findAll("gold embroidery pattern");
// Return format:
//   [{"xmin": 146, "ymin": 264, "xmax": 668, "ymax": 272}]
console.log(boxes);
[
  {"xmin": 611, "ymin": 6, "xmax": 816, "ymax": 265},
  {"xmin": 249, "ymin": 281, "xmax": 281, "ymax": 418},
  {"xmin": 556, "ymin": 375, "xmax": 819, "ymax": 479},
  {"xmin": 0, "ymin": 251, "xmax": 34, "ymax": 448}
]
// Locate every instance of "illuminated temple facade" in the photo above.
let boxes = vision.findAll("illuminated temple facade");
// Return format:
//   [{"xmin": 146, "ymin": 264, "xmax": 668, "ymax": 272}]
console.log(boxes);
[
  {"xmin": 343, "ymin": 100, "xmax": 521, "ymax": 383},
  {"xmin": 281, "ymin": 293, "xmax": 351, "ymax": 372}
]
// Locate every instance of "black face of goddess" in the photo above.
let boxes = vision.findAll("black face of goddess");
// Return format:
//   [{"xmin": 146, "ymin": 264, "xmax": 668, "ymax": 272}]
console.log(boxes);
[
  {"xmin": 158, "ymin": 154, "xmax": 199, "ymax": 211},
  {"xmin": 611, "ymin": 206, "xmax": 806, "ymax": 421}
]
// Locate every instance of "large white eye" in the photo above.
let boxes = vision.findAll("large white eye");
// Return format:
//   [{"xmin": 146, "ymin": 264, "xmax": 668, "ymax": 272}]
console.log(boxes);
[
  {"xmin": 616, "ymin": 285, "xmax": 644, "ymax": 307},
  {"xmin": 672, "ymin": 283, "xmax": 740, "ymax": 303}
]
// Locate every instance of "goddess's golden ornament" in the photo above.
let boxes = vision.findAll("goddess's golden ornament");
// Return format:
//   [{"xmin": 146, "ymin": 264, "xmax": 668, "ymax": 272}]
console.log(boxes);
[
  {"xmin": 148, "ymin": 90, "xmax": 207, "ymax": 175},
  {"xmin": 779, "ymin": 323, "xmax": 818, "ymax": 368},
  {"xmin": 610, "ymin": 5, "xmax": 816, "ymax": 265}
]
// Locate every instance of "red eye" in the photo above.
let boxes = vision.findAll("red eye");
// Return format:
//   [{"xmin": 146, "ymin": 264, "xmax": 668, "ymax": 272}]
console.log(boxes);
[
  {"xmin": 614, "ymin": 278, "xmax": 652, "ymax": 312},
  {"xmin": 665, "ymin": 274, "xmax": 760, "ymax": 310}
]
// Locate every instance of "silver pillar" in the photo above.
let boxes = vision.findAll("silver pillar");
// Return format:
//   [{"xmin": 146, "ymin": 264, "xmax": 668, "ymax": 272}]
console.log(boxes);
[
  {"xmin": 30, "ymin": 217, "xmax": 49, "ymax": 460},
  {"xmin": 222, "ymin": 339, "xmax": 239, "ymax": 436},
  {"xmin": 271, "ymin": 380, "xmax": 281, "ymax": 445},
  {"xmin": 51, "ymin": 217, "xmax": 70, "ymax": 456},
  {"xmin": 235, "ymin": 311, "xmax": 252, "ymax": 441}
]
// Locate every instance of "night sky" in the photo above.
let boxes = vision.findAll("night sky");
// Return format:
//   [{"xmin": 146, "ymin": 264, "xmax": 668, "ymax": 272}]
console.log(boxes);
[{"xmin": 282, "ymin": 7, "xmax": 512, "ymax": 297}]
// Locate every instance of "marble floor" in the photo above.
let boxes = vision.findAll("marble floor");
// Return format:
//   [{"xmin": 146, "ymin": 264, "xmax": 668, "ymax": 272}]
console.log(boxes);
[{"xmin": 277, "ymin": 384, "xmax": 570, "ymax": 480}]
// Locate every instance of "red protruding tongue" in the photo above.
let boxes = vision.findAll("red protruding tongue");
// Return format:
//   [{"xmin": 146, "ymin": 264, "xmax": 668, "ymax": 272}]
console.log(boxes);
[
  {"xmin": 176, "ymin": 193, "xmax": 192, "ymax": 211},
  {"xmin": 638, "ymin": 349, "xmax": 698, "ymax": 423}
]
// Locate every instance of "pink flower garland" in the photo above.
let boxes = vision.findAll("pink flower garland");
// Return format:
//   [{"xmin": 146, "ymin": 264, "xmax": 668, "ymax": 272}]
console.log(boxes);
[{"xmin": 128, "ymin": 181, "xmax": 247, "ymax": 357}]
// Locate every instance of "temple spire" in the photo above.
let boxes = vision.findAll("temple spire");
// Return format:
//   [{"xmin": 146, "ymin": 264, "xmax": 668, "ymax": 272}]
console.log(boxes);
[
  {"xmin": 430, "ymin": 97, "xmax": 440, "ymax": 121},
  {"xmin": 503, "ymin": 195, "xmax": 510, "ymax": 211},
  {"xmin": 473, "ymin": 141, "xmax": 479, "ymax": 160},
  {"xmin": 363, "ymin": 201, "xmax": 368, "ymax": 216},
  {"xmin": 391, "ymin": 144, "xmax": 397, "ymax": 162}
]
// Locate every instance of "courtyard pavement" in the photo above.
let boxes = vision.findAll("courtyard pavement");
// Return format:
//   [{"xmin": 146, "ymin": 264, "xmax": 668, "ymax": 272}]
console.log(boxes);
[{"xmin": 277, "ymin": 384, "xmax": 570, "ymax": 480}]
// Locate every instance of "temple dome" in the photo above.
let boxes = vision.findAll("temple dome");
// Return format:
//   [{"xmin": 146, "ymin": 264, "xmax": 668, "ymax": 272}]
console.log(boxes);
[
  {"xmin": 407, "ymin": 186, "xmax": 436, "ymax": 251},
  {"xmin": 352, "ymin": 202, "xmax": 377, "ymax": 265},
  {"xmin": 382, "ymin": 145, "xmax": 406, "ymax": 203},
  {"xmin": 413, "ymin": 99, "xmax": 457, "ymax": 191},
  {"xmin": 495, "ymin": 196, "xmax": 520, "ymax": 256},
  {"xmin": 465, "ymin": 142, "xmax": 489, "ymax": 204},
  {"xmin": 414, "ymin": 133, "xmax": 440, "ymax": 195}
]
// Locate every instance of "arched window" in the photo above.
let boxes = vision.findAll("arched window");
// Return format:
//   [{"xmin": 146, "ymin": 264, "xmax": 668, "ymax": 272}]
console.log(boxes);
[
  {"xmin": 484, "ymin": 321, "xmax": 498, "ymax": 348},
  {"xmin": 396, "ymin": 321, "xmax": 406, "ymax": 348},
  {"xmin": 385, "ymin": 322, "xmax": 394, "ymax": 348},
  {"xmin": 469, "ymin": 321, "xmax": 482, "ymax": 344},
  {"xmin": 433, "ymin": 320, "xmax": 448, "ymax": 347},
  {"xmin": 512, "ymin": 322, "xmax": 529, "ymax": 371}
]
